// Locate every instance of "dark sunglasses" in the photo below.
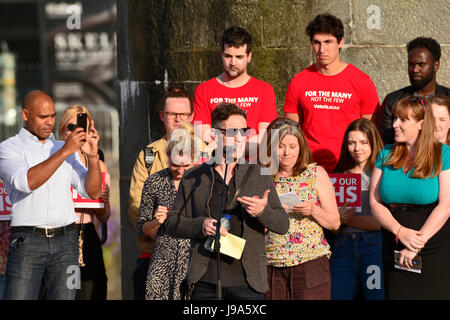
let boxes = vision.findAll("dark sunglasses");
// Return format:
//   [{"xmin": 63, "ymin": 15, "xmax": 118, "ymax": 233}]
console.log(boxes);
[
  {"xmin": 213, "ymin": 127, "xmax": 252, "ymax": 137},
  {"xmin": 67, "ymin": 123, "xmax": 78, "ymax": 131}
]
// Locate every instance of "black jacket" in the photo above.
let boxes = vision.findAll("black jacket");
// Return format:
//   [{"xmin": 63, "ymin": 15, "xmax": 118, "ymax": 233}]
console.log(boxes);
[
  {"xmin": 379, "ymin": 84, "xmax": 450, "ymax": 144},
  {"xmin": 165, "ymin": 162, "xmax": 289, "ymax": 293}
]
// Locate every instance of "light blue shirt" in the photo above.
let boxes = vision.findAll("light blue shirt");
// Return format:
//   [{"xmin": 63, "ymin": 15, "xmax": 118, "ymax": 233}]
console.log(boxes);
[{"xmin": 0, "ymin": 127, "xmax": 89, "ymax": 227}]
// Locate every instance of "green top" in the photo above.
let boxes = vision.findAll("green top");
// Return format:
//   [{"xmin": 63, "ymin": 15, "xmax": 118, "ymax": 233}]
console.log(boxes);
[{"xmin": 375, "ymin": 144, "xmax": 450, "ymax": 204}]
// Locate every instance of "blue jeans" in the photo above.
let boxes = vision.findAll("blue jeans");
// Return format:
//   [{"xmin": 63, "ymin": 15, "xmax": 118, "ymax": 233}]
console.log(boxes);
[
  {"xmin": 330, "ymin": 231, "xmax": 385, "ymax": 300},
  {"xmin": 4, "ymin": 228, "xmax": 79, "ymax": 300}
]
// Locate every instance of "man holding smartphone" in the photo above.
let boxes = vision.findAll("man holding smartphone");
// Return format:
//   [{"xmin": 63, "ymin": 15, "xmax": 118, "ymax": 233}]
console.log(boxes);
[{"xmin": 0, "ymin": 90, "xmax": 102, "ymax": 300}]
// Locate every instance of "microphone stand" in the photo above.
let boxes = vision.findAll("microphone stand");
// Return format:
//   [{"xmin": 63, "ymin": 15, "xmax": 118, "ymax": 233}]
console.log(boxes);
[{"xmin": 213, "ymin": 147, "xmax": 231, "ymax": 300}]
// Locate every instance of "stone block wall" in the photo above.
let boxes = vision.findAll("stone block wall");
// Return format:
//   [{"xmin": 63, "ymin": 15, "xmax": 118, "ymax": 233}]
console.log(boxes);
[{"xmin": 155, "ymin": 0, "xmax": 449, "ymax": 113}]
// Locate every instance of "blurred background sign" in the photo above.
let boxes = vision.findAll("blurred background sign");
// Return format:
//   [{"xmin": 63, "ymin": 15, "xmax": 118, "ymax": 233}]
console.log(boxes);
[
  {"xmin": 0, "ymin": 41, "xmax": 18, "ymax": 139},
  {"xmin": 42, "ymin": 0, "xmax": 118, "ymax": 164},
  {"xmin": 0, "ymin": 0, "xmax": 118, "ymax": 165}
]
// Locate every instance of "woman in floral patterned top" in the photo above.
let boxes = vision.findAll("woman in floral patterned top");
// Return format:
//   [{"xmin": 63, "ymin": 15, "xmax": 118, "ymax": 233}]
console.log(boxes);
[{"xmin": 263, "ymin": 118, "xmax": 340, "ymax": 300}]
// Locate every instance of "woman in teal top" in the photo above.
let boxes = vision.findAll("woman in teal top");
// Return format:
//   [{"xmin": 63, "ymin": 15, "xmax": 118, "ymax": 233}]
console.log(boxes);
[
  {"xmin": 370, "ymin": 96, "xmax": 450, "ymax": 299},
  {"xmin": 376, "ymin": 144, "xmax": 450, "ymax": 205}
]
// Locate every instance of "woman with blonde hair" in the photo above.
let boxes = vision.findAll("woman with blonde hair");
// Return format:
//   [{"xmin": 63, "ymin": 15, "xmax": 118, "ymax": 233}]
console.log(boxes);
[
  {"xmin": 58, "ymin": 105, "xmax": 110, "ymax": 300},
  {"xmin": 428, "ymin": 95, "xmax": 450, "ymax": 145},
  {"xmin": 137, "ymin": 122, "xmax": 197, "ymax": 300},
  {"xmin": 263, "ymin": 118, "xmax": 340, "ymax": 300},
  {"xmin": 370, "ymin": 96, "xmax": 450, "ymax": 299}
]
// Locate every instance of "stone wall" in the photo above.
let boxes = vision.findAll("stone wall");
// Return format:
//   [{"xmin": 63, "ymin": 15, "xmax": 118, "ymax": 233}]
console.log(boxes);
[
  {"xmin": 140, "ymin": 0, "xmax": 450, "ymax": 114},
  {"xmin": 117, "ymin": 0, "xmax": 450, "ymax": 299}
]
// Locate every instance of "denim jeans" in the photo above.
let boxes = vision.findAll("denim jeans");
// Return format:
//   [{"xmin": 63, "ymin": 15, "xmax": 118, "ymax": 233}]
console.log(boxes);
[
  {"xmin": 4, "ymin": 227, "xmax": 79, "ymax": 300},
  {"xmin": 330, "ymin": 231, "xmax": 385, "ymax": 300}
]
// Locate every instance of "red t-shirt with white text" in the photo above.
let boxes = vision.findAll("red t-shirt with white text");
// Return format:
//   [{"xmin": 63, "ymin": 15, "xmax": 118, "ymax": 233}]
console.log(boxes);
[
  {"xmin": 193, "ymin": 77, "xmax": 277, "ymax": 132},
  {"xmin": 283, "ymin": 64, "xmax": 379, "ymax": 172}
]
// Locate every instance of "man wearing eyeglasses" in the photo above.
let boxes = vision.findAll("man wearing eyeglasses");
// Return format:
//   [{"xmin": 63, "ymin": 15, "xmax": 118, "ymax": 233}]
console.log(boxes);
[
  {"xmin": 128, "ymin": 87, "xmax": 193, "ymax": 300},
  {"xmin": 165, "ymin": 103, "xmax": 289, "ymax": 300},
  {"xmin": 193, "ymin": 26, "xmax": 278, "ymax": 146}
]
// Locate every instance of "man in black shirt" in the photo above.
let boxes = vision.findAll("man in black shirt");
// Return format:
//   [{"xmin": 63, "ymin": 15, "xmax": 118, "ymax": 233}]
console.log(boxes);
[{"xmin": 379, "ymin": 37, "xmax": 450, "ymax": 144}]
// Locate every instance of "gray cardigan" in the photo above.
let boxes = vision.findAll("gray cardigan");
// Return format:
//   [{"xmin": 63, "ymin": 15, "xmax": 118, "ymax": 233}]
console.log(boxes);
[{"xmin": 165, "ymin": 162, "xmax": 289, "ymax": 293}]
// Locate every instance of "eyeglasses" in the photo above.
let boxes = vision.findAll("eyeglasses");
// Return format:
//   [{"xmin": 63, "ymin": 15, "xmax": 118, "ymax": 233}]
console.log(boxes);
[
  {"xmin": 164, "ymin": 112, "xmax": 192, "ymax": 120},
  {"xmin": 213, "ymin": 127, "xmax": 252, "ymax": 137},
  {"xmin": 67, "ymin": 123, "xmax": 78, "ymax": 131}
]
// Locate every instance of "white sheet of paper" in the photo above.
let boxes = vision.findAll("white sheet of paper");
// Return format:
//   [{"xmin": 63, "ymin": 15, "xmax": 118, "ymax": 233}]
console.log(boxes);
[{"xmin": 277, "ymin": 191, "xmax": 303, "ymax": 213}]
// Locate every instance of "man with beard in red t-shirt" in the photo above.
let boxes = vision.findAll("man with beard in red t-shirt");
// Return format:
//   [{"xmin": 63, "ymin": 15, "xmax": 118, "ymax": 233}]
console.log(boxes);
[
  {"xmin": 284, "ymin": 14, "xmax": 379, "ymax": 173},
  {"xmin": 193, "ymin": 26, "xmax": 277, "ymax": 147}
]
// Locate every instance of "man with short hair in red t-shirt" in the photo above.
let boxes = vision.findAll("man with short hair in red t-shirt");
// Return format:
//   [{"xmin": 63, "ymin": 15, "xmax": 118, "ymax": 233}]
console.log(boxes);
[
  {"xmin": 284, "ymin": 14, "xmax": 379, "ymax": 173},
  {"xmin": 194, "ymin": 26, "xmax": 277, "ymax": 145}
]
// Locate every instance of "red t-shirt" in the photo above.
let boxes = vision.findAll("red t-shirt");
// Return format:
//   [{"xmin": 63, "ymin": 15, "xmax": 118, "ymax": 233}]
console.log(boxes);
[
  {"xmin": 193, "ymin": 77, "xmax": 277, "ymax": 132},
  {"xmin": 284, "ymin": 64, "xmax": 379, "ymax": 172}
]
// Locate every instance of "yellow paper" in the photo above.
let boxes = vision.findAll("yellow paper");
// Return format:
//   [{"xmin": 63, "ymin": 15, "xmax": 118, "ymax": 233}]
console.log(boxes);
[{"xmin": 212, "ymin": 233, "xmax": 246, "ymax": 260}]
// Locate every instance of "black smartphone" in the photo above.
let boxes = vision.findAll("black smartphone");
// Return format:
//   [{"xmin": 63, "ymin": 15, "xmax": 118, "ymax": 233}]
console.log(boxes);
[
  {"xmin": 77, "ymin": 113, "xmax": 88, "ymax": 132},
  {"xmin": 394, "ymin": 250, "xmax": 422, "ymax": 273}
]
